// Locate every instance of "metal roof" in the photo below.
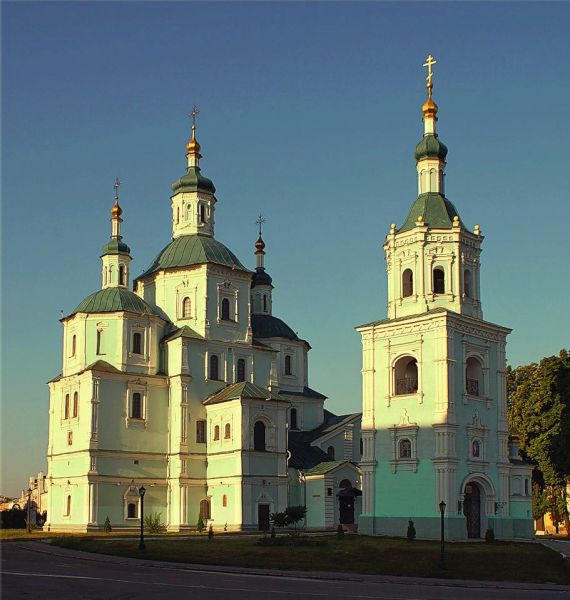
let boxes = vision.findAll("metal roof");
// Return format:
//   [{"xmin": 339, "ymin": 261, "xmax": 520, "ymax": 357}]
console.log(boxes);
[{"xmin": 72, "ymin": 288, "xmax": 159, "ymax": 317}]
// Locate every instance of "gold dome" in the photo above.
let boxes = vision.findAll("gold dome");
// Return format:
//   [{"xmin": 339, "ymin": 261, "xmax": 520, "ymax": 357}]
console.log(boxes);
[
  {"xmin": 186, "ymin": 135, "xmax": 201, "ymax": 156},
  {"xmin": 111, "ymin": 200, "xmax": 122, "ymax": 218},
  {"xmin": 255, "ymin": 236, "xmax": 266, "ymax": 252},
  {"xmin": 422, "ymin": 97, "xmax": 439, "ymax": 118}
]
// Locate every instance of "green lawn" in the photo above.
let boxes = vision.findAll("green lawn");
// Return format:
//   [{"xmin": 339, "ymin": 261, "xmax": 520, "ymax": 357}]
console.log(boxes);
[{"xmin": 49, "ymin": 534, "xmax": 570, "ymax": 585}]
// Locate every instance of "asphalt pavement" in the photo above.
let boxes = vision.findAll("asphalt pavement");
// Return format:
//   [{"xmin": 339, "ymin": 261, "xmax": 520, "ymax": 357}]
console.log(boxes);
[{"xmin": 1, "ymin": 541, "xmax": 569, "ymax": 600}]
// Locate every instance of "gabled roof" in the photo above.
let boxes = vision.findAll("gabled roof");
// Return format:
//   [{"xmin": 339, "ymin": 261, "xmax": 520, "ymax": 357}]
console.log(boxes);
[
  {"xmin": 305, "ymin": 460, "xmax": 357, "ymax": 476},
  {"xmin": 288, "ymin": 431, "xmax": 331, "ymax": 470},
  {"xmin": 80, "ymin": 360, "xmax": 123, "ymax": 375},
  {"xmin": 203, "ymin": 381, "xmax": 283, "ymax": 406},
  {"xmin": 279, "ymin": 386, "xmax": 327, "ymax": 401},
  {"xmin": 303, "ymin": 409, "xmax": 360, "ymax": 444},
  {"xmin": 162, "ymin": 325, "xmax": 205, "ymax": 343}
]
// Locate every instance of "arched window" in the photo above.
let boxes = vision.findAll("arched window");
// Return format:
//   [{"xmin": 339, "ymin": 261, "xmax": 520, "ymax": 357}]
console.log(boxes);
[
  {"xmin": 96, "ymin": 330, "xmax": 103, "ymax": 355},
  {"xmin": 433, "ymin": 267, "xmax": 445, "ymax": 294},
  {"xmin": 214, "ymin": 425, "xmax": 220, "ymax": 441},
  {"xmin": 429, "ymin": 168, "xmax": 437, "ymax": 190},
  {"xmin": 176, "ymin": 206, "xmax": 180, "ymax": 223},
  {"xmin": 236, "ymin": 358, "xmax": 246, "ymax": 382},
  {"xmin": 290, "ymin": 408, "xmax": 298, "ymax": 430},
  {"xmin": 199, "ymin": 204, "xmax": 206, "ymax": 223},
  {"xmin": 127, "ymin": 502, "xmax": 137, "ymax": 519},
  {"xmin": 104, "ymin": 267, "xmax": 108, "ymax": 286},
  {"xmin": 224, "ymin": 423, "xmax": 231, "ymax": 439},
  {"xmin": 131, "ymin": 392, "xmax": 142, "ymax": 419},
  {"xmin": 65, "ymin": 495, "xmax": 71, "ymax": 516},
  {"xmin": 524, "ymin": 479, "xmax": 530, "ymax": 496},
  {"xmin": 71, "ymin": 335, "xmax": 76, "ymax": 357},
  {"xmin": 466, "ymin": 357, "xmax": 483, "ymax": 397},
  {"xmin": 196, "ymin": 420, "xmax": 206, "ymax": 443},
  {"xmin": 209, "ymin": 354, "xmax": 219, "ymax": 380},
  {"xmin": 284, "ymin": 355, "xmax": 292, "ymax": 376},
  {"xmin": 263, "ymin": 295, "xmax": 268, "ymax": 312},
  {"xmin": 399, "ymin": 439, "xmax": 412, "ymax": 459},
  {"xmin": 394, "ymin": 356, "xmax": 418, "ymax": 395},
  {"xmin": 119, "ymin": 265, "xmax": 125, "ymax": 286},
  {"xmin": 222, "ymin": 494, "xmax": 228, "ymax": 508},
  {"xmin": 221, "ymin": 298, "xmax": 230, "ymax": 321},
  {"xmin": 464, "ymin": 269, "xmax": 472, "ymax": 297},
  {"xmin": 64, "ymin": 394, "xmax": 70, "ymax": 419},
  {"xmin": 72, "ymin": 392, "xmax": 78, "ymax": 418},
  {"xmin": 327, "ymin": 446, "xmax": 335, "ymax": 460},
  {"xmin": 182, "ymin": 297, "xmax": 191, "ymax": 318},
  {"xmin": 253, "ymin": 421, "xmax": 266, "ymax": 452},
  {"xmin": 200, "ymin": 498, "xmax": 211, "ymax": 520},
  {"xmin": 402, "ymin": 269, "xmax": 414, "ymax": 298},
  {"xmin": 132, "ymin": 332, "xmax": 142, "ymax": 355},
  {"xmin": 472, "ymin": 440, "xmax": 480, "ymax": 458}
]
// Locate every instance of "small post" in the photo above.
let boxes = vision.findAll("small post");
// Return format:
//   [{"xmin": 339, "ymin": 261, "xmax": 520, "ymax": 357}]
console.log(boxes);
[
  {"xmin": 138, "ymin": 485, "xmax": 146, "ymax": 551},
  {"xmin": 439, "ymin": 500, "xmax": 446, "ymax": 569},
  {"xmin": 26, "ymin": 488, "xmax": 32, "ymax": 533}
]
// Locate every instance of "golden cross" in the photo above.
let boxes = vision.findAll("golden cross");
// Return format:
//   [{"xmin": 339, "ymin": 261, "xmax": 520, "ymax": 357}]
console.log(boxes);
[
  {"xmin": 189, "ymin": 105, "xmax": 200, "ymax": 135},
  {"xmin": 256, "ymin": 214, "xmax": 266, "ymax": 237},
  {"xmin": 423, "ymin": 54, "xmax": 437, "ymax": 98},
  {"xmin": 113, "ymin": 177, "xmax": 121, "ymax": 200}
]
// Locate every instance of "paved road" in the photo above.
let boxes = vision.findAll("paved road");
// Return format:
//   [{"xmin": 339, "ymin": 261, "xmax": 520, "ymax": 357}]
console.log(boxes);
[
  {"xmin": 542, "ymin": 539, "xmax": 570, "ymax": 559},
  {"xmin": 1, "ymin": 542, "xmax": 568, "ymax": 600}
]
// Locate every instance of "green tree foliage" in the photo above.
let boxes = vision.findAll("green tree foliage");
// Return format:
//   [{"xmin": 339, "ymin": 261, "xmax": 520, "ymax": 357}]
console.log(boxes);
[
  {"xmin": 208, "ymin": 523, "xmax": 214, "ymax": 539},
  {"xmin": 270, "ymin": 506, "xmax": 307, "ymax": 532},
  {"xmin": 507, "ymin": 350, "xmax": 570, "ymax": 528},
  {"xmin": 144, "ymin": 512, "xmax": 166, "ymax": 533},
  {"xmin": 103, "ymin": 516, "xmax": 112, "ymax": 533},
  {"xmin": 196, "ymin": 515, "xmax": 205, "ymax": 533}
]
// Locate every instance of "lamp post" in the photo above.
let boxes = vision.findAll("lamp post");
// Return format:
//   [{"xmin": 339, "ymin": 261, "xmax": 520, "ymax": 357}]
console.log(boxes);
[
  {"xmin": 26, "ymin": 488, "xmax": 32, "ymax": 534},
  {"xmin": 138, "ymin": 485, "xmax": 146, "ymax": 551},
  {"xmin": 439, "ymin": 500, "xmax": 446, "ymax": 569}
]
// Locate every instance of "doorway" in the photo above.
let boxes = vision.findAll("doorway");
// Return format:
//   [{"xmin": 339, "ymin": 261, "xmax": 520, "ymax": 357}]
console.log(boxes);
[
  {"xmin": 339, "ymin": 496, "xmax": 355, "ymax": 524},
  {"xmin": 258, "ymin": 504, "xmax": 270, "ymax": 531},
  {"xmin": 463, "ymin": 482, "xmax": 481, "ymax": 538}
]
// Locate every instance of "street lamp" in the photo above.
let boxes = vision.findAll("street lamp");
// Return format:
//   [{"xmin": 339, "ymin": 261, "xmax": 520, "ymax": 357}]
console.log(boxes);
[
  {"xmin": 439, "ymin": 500, "xmax": 446, "ymax": 569},
  {"xmin": 138, "ymin": 485, "xmax": 146, "ymax": 551},
  {"xmin": 26, "ymin": 488, "xmax": 32, "ymax": 534}
]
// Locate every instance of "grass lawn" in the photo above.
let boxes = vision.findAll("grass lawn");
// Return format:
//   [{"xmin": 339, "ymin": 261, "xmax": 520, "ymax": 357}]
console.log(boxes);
[{"xmin": 50, "ymin": 534, "xmax": 570, "ymax": 584}]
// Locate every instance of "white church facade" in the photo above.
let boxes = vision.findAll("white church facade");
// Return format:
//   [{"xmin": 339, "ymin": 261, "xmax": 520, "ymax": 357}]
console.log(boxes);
[
  {"xmin": 45, "ymin": 117, "xmax": 361, "ymax": 532},
  {"xmin": 357, "ymin": 58, "xmax": 534, "ymax": 540}
]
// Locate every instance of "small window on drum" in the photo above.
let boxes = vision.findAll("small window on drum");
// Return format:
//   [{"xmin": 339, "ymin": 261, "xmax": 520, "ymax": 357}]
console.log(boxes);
[
  {"xmin": 433, "ymin": 267, "xmax": 445, "ymax": 294},
  {"xmin": 221, "ymin": 298, "xmax": 230, "ymax": 321},
  {"xmin": 402, "ymin": 269, "xmax": 413, "ymax": 298}
]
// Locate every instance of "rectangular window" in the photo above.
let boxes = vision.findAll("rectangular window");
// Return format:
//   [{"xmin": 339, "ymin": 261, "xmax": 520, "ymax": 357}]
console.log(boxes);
[
  {"xmin": 196, "ymin": 420, "xmax": 206, "ymax": 443},
  {"xmin": 67, "ymin": 431, "xmax": 73, "ymax": 446},
  {"xmin": 132, "ymin": 332, "xmax": 143, "ymax": 355},
  {"xmin": 131, "ymin": 392, "xmax": 142, "ymax": 419},
  {"xmin": 65, "ymin": 495, "xmax": 71, "ymax": 516}
]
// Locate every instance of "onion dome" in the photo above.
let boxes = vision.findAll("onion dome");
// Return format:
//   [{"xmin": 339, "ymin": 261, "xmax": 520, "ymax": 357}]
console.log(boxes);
[
  {"xmin": 111, "ymin": 199, "xmax": 123, "ymax": 218},
  {"xmin": 136, "ymin": 234, "xmax": 248, "ymax": 280},
  {"xmin": 255, "ymin": 236, "xmax": 265, "ymax": 252},
  {"xmin": 252, "ymin": 314, "xmax": 298, "ymax": 341},
  {"xmin": 171, "ymin": 166, "xmax": 216, "ymax": 194},
  {"xmin": 422, "ymin": 97, "xmax": 438, "ymax": 119},
  {"xmin": 101, "ymin": 238, "xmax": 130, "ymax": 256},
  {"xmin": 252, "ymin": 269, "xmax": 273, "ymax": 287},
  {"xmin": 186, "ymin": 135, "xmax": 201, "ymax": 157},
  {"xmin": 72, "ymin": 287, "xmax": 158, "ymax": 317},
  {"xmin": 414, "ymin": 134, "xmax": 448, "ymax": 162}
]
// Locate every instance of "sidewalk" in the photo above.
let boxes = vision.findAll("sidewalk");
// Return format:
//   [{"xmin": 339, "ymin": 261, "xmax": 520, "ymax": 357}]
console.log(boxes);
[{"xmin": 10, "ymin": 540, "xmax": 570, "ymax": 594}]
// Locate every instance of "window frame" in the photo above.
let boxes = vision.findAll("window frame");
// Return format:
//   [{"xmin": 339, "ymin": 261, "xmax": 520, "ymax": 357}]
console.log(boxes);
[
  {"xmin": 432, "ymin": 266, "xmax": 446, "ymax": 295},
  {"xmin": 253, "ymin": 420, "xmax": 266, "ymax": 452},
  {"xmin": 224, "ymin": 423, "xmax": 231, "ymax": 439},
  {"xmin": 196, "ymin": 420, "xmax": 207, "ymax": 444},
  {"xmin": 209, "ymin": 354, "xmax": 220, "ymax": 381}
]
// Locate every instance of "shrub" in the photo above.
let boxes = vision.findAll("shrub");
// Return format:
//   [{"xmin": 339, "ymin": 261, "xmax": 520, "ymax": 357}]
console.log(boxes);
[
  {"xmin": 270, "ymin": 506, "xmax": 307, "ymax": 533},
  {"xmin": 208, "ymin": 524, "xmax": 214, "ymax": 539},
  {"xmin": 406, "ymin": 520, "xmax": 416, "ymax": 541},
  {"xmin": 337, "ymin": 523, "xmax": 345, "ymax": 539},
  {"xmin": 144, "ymin": 512, "xmax": 166, "ymax": 533},
  {"xmin": 196, "ymin": 515, "xmax": 205, "ymax": 533},
  {"xmin": 485, "ymin": 528, "xmax": 495, "ymax": 543},
  {"xmin": 103, "ymin": 516, "xmax": 112, "ymax": 533}
]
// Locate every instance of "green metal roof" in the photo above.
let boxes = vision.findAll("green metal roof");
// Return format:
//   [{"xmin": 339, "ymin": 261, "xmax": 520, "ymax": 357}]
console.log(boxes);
[
  {"xmin": 101, "ymin": 238, "xmax": 130, "ymax": 256},
  {"xmin": 305, "ymin": 461, "xmax": 349, "ymax": 476},
  {"xmin": 162, "ymin": 325, "xmax": 205, "ymax": 342},
  {"xmin": 73, "ymin": 287, "xmax": 159, "ymax": 317},
  {"xmin": 251, "ymin": 314, "xmax": 299, "ymax": 341},
  {"xmin": 398, "ymin": 192, "xmax": 462, "ymax": 233},
  {"xmin": 203, "ymin": 381, "xmax": 282, "ymax": 406},
  {"xmin": 171, "ymin": 166, "xmax": 216, "ymax": 195},
  {"xmin": 414, "ymin": 134, "xmax": 448, "ymax": 161},
  {"xmin": 137, "ymin": 235, "xmax": 248, "ymax": 280}
]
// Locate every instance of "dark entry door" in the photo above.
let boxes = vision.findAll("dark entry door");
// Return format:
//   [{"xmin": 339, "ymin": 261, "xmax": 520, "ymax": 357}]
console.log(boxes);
[
  {"xmin": 258, "ymin": 504, "xmax": 270, "ymax": 531},
  {"xmin": 339, "ymin": 496, "xmax": 355, "ymax": 524},
  {"xmin": 463, "ymin": 483, "xmax": 481, "ymax": 538}
]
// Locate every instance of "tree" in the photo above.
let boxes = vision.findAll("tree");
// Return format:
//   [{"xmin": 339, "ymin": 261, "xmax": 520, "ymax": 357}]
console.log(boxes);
[
  {"xmin": 507, "ymin": 350, "xmax": 570, "ymax": 530},
  {"xmin": 103, "ymin": 516, "xmax": 112, "ymax": 533},
  {"xmin": 270, "ymin": 506, "xmax": 307, "ymax": 533}
]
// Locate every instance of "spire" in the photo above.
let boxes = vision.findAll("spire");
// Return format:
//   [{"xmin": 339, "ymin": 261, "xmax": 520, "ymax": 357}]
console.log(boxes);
[
  {"xmin": 421, "ymin": 54, "xmax": 438, "ymax": 136},
  {"xmin": 251, "ymin": 215, "xmax": 273, "ymax": 315},
  {"xmin": 101, "ymin": 178, "xmax": 131, "ymax": 289},
  {"xmin": 255, "ymin": 214, "xmax": 267, "ymax": 270},
  {"xmin": 186, "ymin": 105, "xmax": 202, "ymax": 167}
]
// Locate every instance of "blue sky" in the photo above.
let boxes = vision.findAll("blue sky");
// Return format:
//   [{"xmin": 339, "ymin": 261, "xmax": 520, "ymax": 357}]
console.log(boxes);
[{"xmin": 2, "ymin": 2, "xmax": 569, "ymax": 496}]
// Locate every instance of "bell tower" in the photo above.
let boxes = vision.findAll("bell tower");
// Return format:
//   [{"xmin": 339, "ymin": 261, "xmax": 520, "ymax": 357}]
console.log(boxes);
[{"xmin": 385, "ymin": 56, "xmax": 483, "ymax": 320}]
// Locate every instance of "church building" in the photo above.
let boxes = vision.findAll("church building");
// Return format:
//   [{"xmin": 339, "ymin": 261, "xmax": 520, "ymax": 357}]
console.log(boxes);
[
  {"xmin": 357, "ymin": 57, "xmax": 534, "ymax": 540},
  {"xmin": 45, "ymin": 112, "xmax": 361, "ymax": 532}
]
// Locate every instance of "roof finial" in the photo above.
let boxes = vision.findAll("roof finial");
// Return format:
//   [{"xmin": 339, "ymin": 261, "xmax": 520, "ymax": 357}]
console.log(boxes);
[
  {"xmin": 255, "ymin": 214, "xmax": 267, "ymax": 254},
  {"xmin": 186, "ymin": 105, "xmax": 202, "ymax": 158},
  {"xmin": 423, "ymin": 54, "xmax": 437, "ymax": 100},
  {"xmin": 256, "ymin": 214, "xmax": 266, "ymax": 238},
  {"xmin": 111, "ymin": 177, "xmax": 122, "ymax": 218},
  {"xmin": 190, "ymin": 105, "xmax": 199, "ymax": 138}
]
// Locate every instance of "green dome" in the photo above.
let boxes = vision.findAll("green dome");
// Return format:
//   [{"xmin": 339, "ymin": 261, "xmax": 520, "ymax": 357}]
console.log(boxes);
[
  {"xmin": 73, "ymin": 287, "xmax": 158, "ymax": 316},
  {"xmin": 101, "ymin": 238, "xmax": 130, "ymax": 256},
  {"xmin": 137, "ymin": 235, "xmax": 248, "ymax": 279},
  {"xmin": 415, "ymin": 134, "xmax": 448, "ymax": 161},
  {"xmin": 398, "ymin": 192, "xmax": 462, "ymax": 233},
  {"xmin": 252, "ymin": 314, "xmax": 298, "ymax": 341},
  {"xmin": 171, "ymin": 166, "xmax": 216, "ymax": 195}
]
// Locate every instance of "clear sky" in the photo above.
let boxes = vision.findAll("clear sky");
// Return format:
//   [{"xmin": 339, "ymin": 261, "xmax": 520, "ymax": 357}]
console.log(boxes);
[{"xmin": 2, "ymin": 2, "xmax": 569, "ymax": 496}]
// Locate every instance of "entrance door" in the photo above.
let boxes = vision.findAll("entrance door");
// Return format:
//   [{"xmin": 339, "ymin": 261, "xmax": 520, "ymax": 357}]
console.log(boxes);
[
  {"xmin": 339, "ymin": 496, "xmax": 354, "ymax": 524},
  {"xmin": 463, "ymin": 483, "xmax": 481, "ymax": 538},
  {"xmin": 258, "ymin": 504, "xmax": 270, "ymax": 531}
]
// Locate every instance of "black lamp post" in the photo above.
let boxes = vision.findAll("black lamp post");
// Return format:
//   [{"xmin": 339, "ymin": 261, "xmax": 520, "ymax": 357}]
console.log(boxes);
[
  {"xmin": 439, "ymin": 500, "xmax": 446, "ymax": 569},
  {"xmin": 26, "ymin": 488, "xmax": 32, "ymax": 534},
  {"xmin": 138, "ymin": 485, "xmax": 146, "ymax": 551}
]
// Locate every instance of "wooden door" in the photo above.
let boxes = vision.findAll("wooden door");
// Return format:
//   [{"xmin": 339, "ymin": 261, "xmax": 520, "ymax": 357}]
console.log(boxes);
[
  {"xmin": 258, "ymin": 504, "xmax": 270, "ymax": 531},
  {"xmin": 463, "ymin": 483, "xmax": 481, "ymax": 538}
]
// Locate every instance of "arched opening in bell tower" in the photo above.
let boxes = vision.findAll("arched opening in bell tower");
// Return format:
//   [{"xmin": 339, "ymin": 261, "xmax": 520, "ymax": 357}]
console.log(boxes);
[
  {"xmin": 402, "ymin": 269, "xmax": 414, "ymax": 298},
  {"xmin": 465, "ymin": 357, "xmax": 483, "ymax": 397},
  {"xmin": 433, "ymin": 267, "xmax": 445, "ymax": 294},
  {"xmin": 394, "ymin": 356, "xmax": 418, "ymax": 395},
  {"xmin": 464, "ymin": 269, "xmax": 472, "ymax": 297}
]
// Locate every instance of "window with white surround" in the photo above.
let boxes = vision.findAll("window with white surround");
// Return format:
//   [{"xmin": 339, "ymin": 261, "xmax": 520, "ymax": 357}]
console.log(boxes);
[
  {"xmin": 132, "ymin": 331, "xmax": 143, "ymax": 355},
  {"xmin": 224, "ymin": 423, "xmax": 231, "ymax": 439},
  {"xmin": 402, "ymin": 269, "xmax": 414, "ymax": 298},
  {"xmin": 284, "ymin": 355, "xmax": 292, "ymax": 376},
  {"xmin": 465, "ymin": 357, "xmax": 483, "ymax": 397},
  {"xmin": 182, "ymin": 297, "xmax": 191, "ymax": 318},
  {"xmin": 393, "ymin": 356, "xmax": 418, "ymax": 396},
  {"xmin": 196, "ymin": 420, "xmax": 206, "ymax": 443},
  {"xmin": 124, "ymin": 486, "xmax": 140, "ymax": 519},
  {"xmin": 209, "ymin": 354, "xmax": 220, "ymax": 380},
  {"xmin": 96, "ymin": 329, "xmax": 104, "ymax": 355},
  {"xmin": 433, "ymin": 267, "xmax": 445, "ymax": 294},
  {"xmin": 72, "ymin": 391, "xmax": 79, "ymax": 418},
  {"xmin": 236, "ymin": 358, "xmax": 246, "ymax": 382},
  {"xmin": 127, "ymin": 385, "xmax": 147, "ymax": 423},
  {"xmin": 71, "ymin": 334, "xmax": 77, "ymax": 357},
  {"xmin": 64, "ymin": 393, "xmax": 70, "ymax": 419},
  {"xmin": 389, "ymin": 410, "xmax": 419, "ymax": 473},
  {"xmin": 213, "ymin": 424, "xmax": 220, "ymax": 441}
]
